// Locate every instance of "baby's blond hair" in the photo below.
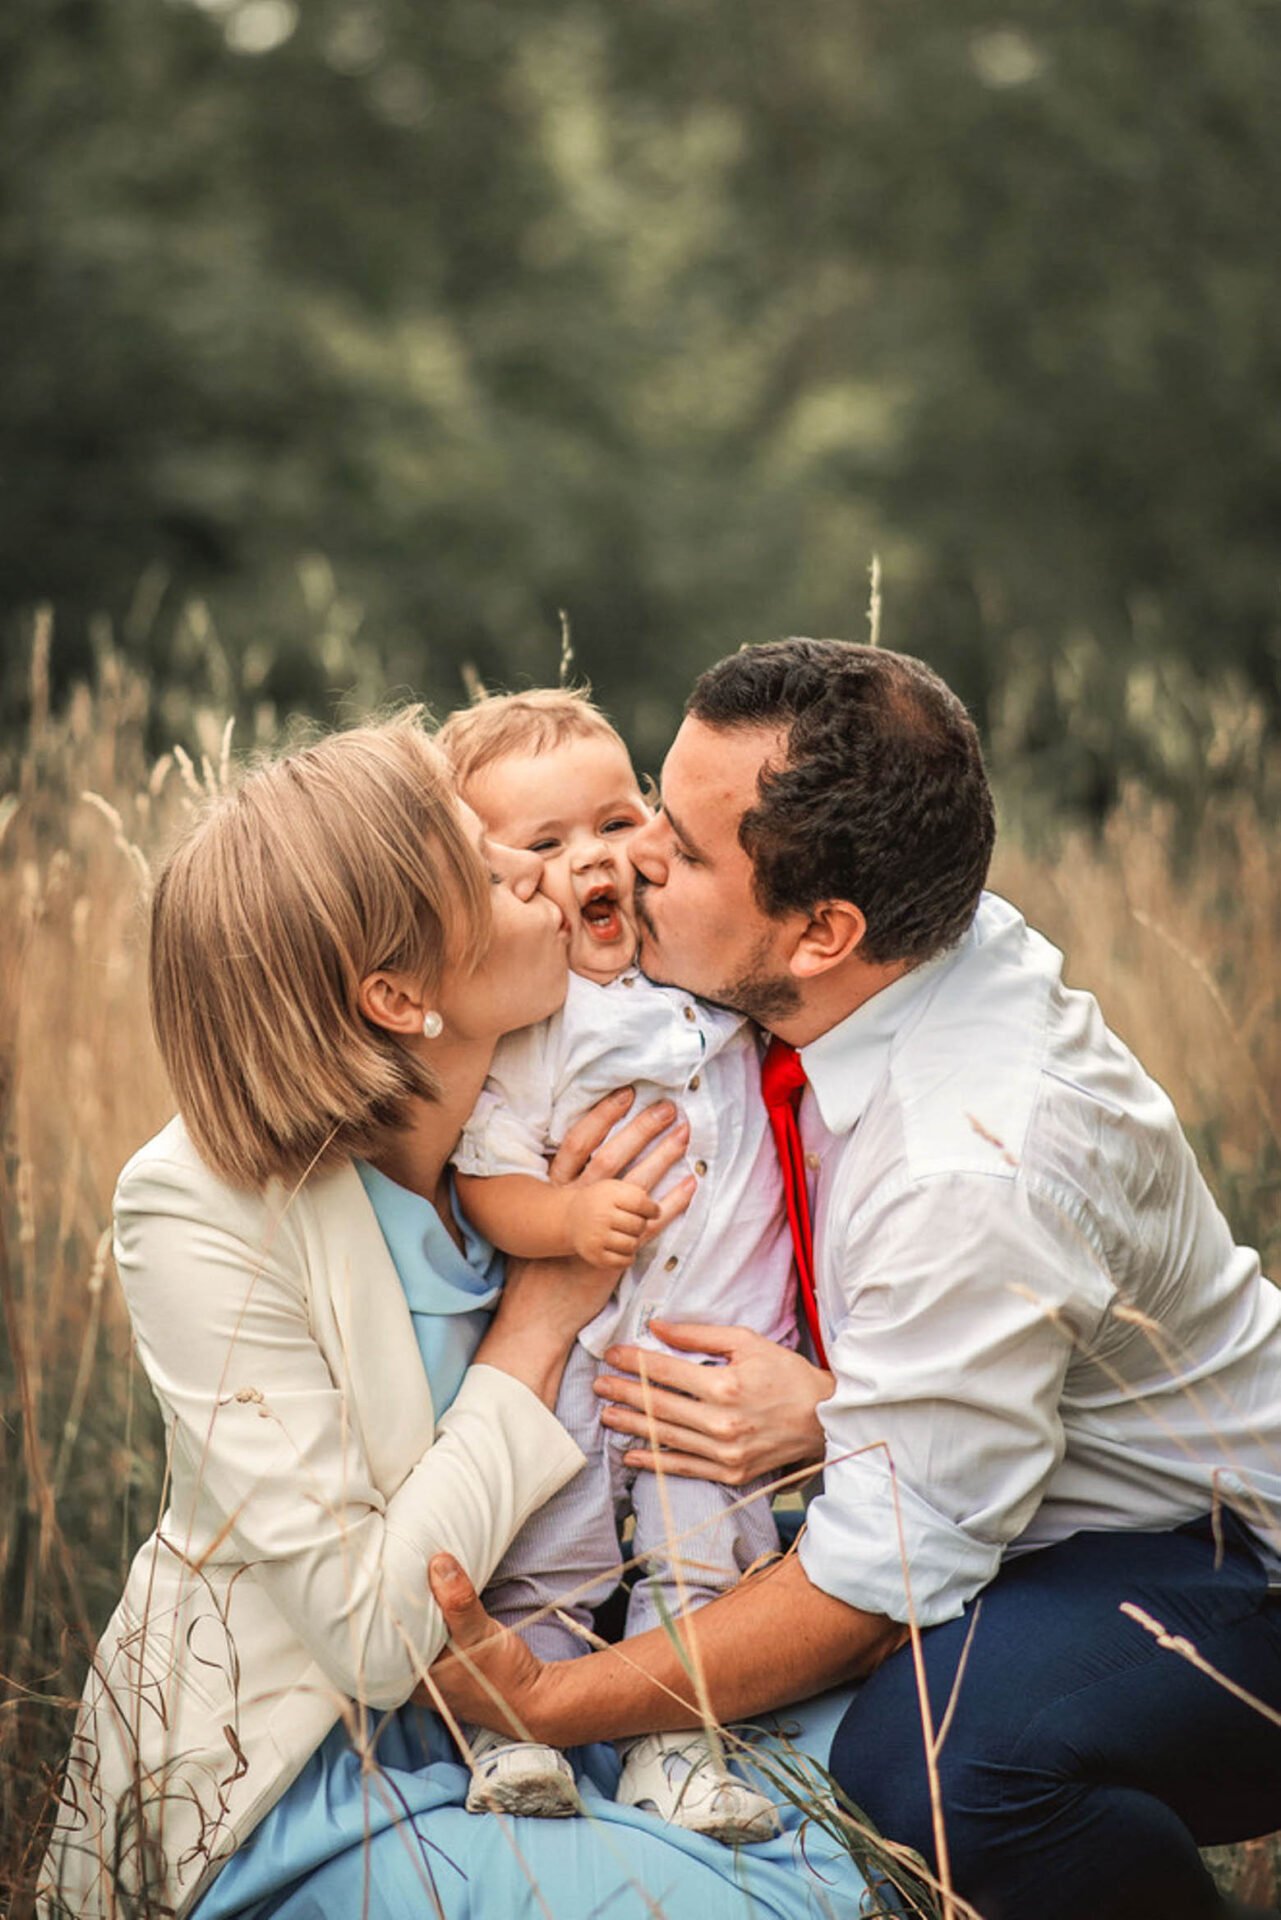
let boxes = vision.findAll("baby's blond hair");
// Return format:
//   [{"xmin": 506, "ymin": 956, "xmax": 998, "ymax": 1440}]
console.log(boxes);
[{"xmin": 435, "ymin": 686, "xmax": 624, "ymax": 790}]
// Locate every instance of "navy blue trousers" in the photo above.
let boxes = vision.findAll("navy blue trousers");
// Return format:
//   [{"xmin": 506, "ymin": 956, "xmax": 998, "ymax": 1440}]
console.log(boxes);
[{"xmin": 829, "ymin": 1519, "xmax": 1281, "ymax": 1920}]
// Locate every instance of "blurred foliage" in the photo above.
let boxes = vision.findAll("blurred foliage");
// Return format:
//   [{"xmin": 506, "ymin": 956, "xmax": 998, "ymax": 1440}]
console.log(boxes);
[{"xmin": 2, "ymin": 0, "xmax": 1280, "ymax": 789}]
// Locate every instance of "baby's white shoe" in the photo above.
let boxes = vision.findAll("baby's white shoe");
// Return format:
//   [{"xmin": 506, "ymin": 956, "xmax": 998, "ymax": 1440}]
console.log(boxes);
[
  {"xmin": 616, "ymin": 1730, "xmax": 780, "ymax": 1844},
  {"xmin": 463, "ymin": 1724, "xmax": 579, "ymax": 1817}
]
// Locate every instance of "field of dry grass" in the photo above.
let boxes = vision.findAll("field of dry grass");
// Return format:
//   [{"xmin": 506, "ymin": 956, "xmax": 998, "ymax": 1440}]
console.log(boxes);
[{"xmin": 2, "ymin": 634, "xmax": 1278, "ymax": 1914}]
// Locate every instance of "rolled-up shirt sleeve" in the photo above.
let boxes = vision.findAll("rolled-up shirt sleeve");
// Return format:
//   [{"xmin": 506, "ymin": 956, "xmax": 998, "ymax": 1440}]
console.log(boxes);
[
  {"xmin": 799, "ymin": 1169, "xmax": 1110, "ymax": 1626},
  {"xmin": 453, "ymin": 1023, "xmax": 554, "ymax": 1179}
]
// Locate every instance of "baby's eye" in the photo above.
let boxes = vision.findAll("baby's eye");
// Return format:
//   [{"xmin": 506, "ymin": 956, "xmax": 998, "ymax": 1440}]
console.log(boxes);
[
  {"xmin": 528, "ymin": 838, "xmax": 561, "ymax": 855},
  {"xmin": 602, "ymin": 816, "xmax": 641, "ymax": 835}
]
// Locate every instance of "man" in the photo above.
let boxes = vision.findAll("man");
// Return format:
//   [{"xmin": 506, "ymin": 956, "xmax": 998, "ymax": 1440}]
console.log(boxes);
[{"xmin": 431, "ymin": 638, "xmax": 1281, "ymax": 1920}]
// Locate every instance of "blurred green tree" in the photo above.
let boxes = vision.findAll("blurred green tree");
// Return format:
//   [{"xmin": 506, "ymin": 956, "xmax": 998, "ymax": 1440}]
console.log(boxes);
[{"xmin": 2, "ymin": 0, "xmax": 1279, "ymax": 791}]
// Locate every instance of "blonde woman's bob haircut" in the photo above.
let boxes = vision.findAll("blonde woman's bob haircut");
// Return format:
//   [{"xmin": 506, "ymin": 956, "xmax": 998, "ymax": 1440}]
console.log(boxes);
[{"xmin": 150, "ymin": 713, "xmax": 490, "ymax": 1192}]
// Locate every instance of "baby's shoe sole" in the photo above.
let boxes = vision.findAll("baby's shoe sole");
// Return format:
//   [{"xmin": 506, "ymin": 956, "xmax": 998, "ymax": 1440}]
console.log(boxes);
[{"xmin": 465, "ymin": 1750, "xmax": 579, "ymax": 1818}]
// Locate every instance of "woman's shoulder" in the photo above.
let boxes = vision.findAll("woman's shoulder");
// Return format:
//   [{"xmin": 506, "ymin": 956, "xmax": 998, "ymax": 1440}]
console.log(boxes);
[
  {"xmin": 115, "ymin": 1114, "xmax": 352, "ymax": 1245},
  {"xmin": 117, "ymin": 1112, "xmax": 203, "ymax": 1184},
  {"xmin": 115, "ymin": 1113, "xmax": 219, "ymax": 1215}
]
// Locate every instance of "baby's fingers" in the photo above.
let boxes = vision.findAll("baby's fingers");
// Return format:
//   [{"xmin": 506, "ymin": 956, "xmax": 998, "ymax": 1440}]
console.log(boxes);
[{"xmin": 614, "ymin": 1188, "xmax": 660, "ymax": 1225}]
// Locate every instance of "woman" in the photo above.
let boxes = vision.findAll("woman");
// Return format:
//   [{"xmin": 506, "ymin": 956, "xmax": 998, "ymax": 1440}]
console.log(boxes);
[{"xmin": 41, "ymin": 716, "xmax": 872, "ymax": 1920}]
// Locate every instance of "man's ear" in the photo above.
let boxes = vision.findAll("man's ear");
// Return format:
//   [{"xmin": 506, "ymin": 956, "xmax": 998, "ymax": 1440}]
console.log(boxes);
[
  {"xmin": 358, "ymin": 970, "xmax": 427, "ymax": 1038},
  {"xmin": 788, "ymin": 900, "xmax": 867, "ymax": 980}
]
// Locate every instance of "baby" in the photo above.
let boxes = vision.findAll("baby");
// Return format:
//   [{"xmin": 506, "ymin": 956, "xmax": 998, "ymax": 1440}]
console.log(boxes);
[{"xmin": 438, "ymin": 688, "xmax": 797, "ymax": 1844}]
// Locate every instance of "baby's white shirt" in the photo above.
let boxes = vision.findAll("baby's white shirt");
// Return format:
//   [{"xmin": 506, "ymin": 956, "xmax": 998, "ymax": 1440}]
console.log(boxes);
[{"xmin": 455, "ymin": 969, "xmax": 798, "ymax": 1359}]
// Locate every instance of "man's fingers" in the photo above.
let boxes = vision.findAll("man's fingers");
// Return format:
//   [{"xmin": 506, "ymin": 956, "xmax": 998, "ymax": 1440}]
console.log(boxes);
[
  {"xmin": 596, "ymin": 1378, "xmax": 727, "ymax": 1440},
  {"xmin": 595, "ymin": 1344, "xmax": 717, "ymax": 1399},
  {"xmin": 428, "ymin": 1553, "xmax": 495, "ymax": 1648},
  {"xmin": 618, "ymin": 1447, "xmax": 733, "ymax": 1484},
  {"xmin": 601, "ymin": 1408, "xmax": 715, "ymax": 1453},
  {"xmin": 645, "ymin": 1319, "xmax": 747, "ymax": 1356}
]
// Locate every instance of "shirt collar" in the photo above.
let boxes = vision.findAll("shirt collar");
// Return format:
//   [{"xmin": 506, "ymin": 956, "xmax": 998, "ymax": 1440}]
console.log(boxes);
[{"xmin": 800, "ymin": 930, "xmax": 970, "ymax": 1135}]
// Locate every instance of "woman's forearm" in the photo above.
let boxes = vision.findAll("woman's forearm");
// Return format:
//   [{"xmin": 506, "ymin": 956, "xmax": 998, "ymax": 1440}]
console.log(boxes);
[{"xmin": 472, "ymin": 1250, "xmax": 614, "ymax": 1408}]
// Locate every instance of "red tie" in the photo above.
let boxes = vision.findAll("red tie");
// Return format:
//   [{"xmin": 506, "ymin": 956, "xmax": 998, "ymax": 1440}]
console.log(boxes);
[{"xmin": 760, "ymin": 1037, "xmax": 828, "ymax": 1369}]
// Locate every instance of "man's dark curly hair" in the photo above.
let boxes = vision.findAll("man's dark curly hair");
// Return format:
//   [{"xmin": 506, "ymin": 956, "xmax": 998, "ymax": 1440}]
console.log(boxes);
[{"xmin": 687, "ymin": 638, "xmax": 995, "ymax": 966}]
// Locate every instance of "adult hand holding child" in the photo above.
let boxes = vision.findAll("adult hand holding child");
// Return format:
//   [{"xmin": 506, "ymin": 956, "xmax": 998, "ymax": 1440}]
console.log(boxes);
[{"xmin": 594, "ymin": 1319, "xmax": 833, "ymax": 1483}]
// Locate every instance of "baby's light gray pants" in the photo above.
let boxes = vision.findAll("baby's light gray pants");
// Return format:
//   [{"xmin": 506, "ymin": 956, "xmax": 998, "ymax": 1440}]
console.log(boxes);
[{"xmin": 483, "ymin": 1342, "xmax": 781, "ymax": 1662}]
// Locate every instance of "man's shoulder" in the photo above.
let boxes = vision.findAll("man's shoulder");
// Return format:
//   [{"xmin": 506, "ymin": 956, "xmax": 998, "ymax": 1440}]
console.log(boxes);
[{"xmin": 883, "ymin": 895, "xmax": 1066, "ymax": 1184}]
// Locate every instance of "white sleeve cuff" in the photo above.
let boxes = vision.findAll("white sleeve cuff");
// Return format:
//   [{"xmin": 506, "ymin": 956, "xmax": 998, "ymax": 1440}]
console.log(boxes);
[
  {"xmin": 453, "ymin": 1089, "xmax": 550, "ymax": 1179},
  {"xmin": 798, "ymin": 1452, "xmax": 1003, "ymax": 1627}
]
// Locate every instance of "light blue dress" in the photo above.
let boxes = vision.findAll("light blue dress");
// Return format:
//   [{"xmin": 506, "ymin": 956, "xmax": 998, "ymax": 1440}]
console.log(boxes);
[{"xmin": 194, "ymin": 1164, "xmax": 878, "ymax": 1920}]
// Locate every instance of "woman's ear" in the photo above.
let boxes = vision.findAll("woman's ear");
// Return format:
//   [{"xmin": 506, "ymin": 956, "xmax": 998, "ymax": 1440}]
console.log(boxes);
[
  {"xmin": 789, "ymin": 901, "xmax": 867, "ymax": 981},
  {"xmin": 358, "ymin": 970, "xmax": 427, "ymax": 1037}
]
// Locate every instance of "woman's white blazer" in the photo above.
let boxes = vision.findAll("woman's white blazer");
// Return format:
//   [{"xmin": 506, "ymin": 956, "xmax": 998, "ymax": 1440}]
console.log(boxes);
[{"xmin": 39, "ymin": 1118, "xmax": 586, "ymax": 1919}]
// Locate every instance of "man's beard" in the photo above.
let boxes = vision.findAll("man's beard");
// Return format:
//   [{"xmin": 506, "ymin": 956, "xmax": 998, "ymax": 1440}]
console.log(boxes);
[
  {"xmin": 634, "ymin": 877, "xmax": 801, "ymax": 1024},
  {"xmin": 715, "ymin": 932, "xmax": 802, "ymax": 1023}
]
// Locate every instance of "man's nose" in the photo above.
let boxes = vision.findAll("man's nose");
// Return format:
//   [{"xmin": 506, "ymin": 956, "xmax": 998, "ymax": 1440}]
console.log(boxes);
[{"xmin": 627, "ymin": 816, "xmax": 666, "ymax": 884}]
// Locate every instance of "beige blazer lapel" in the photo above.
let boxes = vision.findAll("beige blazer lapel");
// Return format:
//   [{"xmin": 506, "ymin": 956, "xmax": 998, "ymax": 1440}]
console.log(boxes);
[{"xmin": 303, "ymin": 1160, "xmax": 438, "ymax": 1495}]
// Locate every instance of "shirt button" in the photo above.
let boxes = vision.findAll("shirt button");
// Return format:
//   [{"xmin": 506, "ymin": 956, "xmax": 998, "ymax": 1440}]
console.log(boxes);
[
  {"xmin": 688, "ymin": 1074, "xmax": 701, "ymax": 1091},
  {"xmin": 683, "ymin": 1006, "xmax": 696, "ymax": 1022},
  {"xmin": 805, "ymin": 1151, "xmax": 821, "ymax": 1171},
  {"xmin": 694, "ymin": 1159, "xmax": 708, "ymax": 1176},
  {"xmin": 622, "ymin": 975, "xmax": 635, "ymax": 988},
  {"xmin": 664, "ymin": 1255, "xmax": 679, "ymax": 1272}
]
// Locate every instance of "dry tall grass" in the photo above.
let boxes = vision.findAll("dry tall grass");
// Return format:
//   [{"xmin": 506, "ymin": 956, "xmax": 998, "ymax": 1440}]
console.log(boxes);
[{"xmin": 2, "ymin": 637, "xmax": 1278, "ymax": 1913}]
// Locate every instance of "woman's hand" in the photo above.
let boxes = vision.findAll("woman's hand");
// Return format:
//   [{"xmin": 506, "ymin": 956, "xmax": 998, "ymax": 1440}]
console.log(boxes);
[
  {"xmin": 419, "ymin": 1553, "xmax": 562, "ymax": 1742},
  {"xmin": 547, "ymin": 1087, "xmax": 696, "ymax": 1256},
  {"xmin": 593, "ymin": 1320, "xmax": 833, "ymax": 1484},
  {"xmin": 473, "ymin": 1091, "xmax": 696, "ymax": 1408}
]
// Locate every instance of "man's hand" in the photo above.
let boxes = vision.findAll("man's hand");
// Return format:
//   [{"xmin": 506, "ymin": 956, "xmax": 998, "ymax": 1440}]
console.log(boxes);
[
  {"xmin": 421, "ymin": 1553, "xmax": 559, "ymax": 1741},
  {"xmin": 423, "ymin": 1546, "xmax": 902, "ymax": 1749},
  {"xmin": 566, "ymin": 1178, "xmax": 658, "ymax": 1270},
  {"xmin": 594, "ymin": 1321, "xmax": 833, "ymax": 1484}
]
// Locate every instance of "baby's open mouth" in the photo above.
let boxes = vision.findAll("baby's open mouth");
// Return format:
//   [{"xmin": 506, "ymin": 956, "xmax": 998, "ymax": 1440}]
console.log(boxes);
[{"xmin": 581, "ymin": 884, "xmax": 627, "ymax": 944}]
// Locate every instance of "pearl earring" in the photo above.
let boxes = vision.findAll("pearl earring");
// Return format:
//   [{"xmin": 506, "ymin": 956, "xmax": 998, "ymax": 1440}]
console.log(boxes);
[{"xmin": 421, "ymin": 1010, "xmax": 444, "ymax": 1040}]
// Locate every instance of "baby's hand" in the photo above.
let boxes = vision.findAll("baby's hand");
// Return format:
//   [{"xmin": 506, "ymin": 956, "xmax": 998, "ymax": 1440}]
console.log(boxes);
[{"xmin": 567, "ymin": 1180, "xmax": 659, "ymax": 1270}]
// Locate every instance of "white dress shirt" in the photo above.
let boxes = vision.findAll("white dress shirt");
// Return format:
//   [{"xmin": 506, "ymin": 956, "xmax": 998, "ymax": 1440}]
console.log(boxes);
[
  {"xmin": 455, "ymin": 970, "xmax": 797, "ymax": 1358},
  {"xmin": 797, "ymin": 893, "xmax": 1281, "ymax": 1628}
]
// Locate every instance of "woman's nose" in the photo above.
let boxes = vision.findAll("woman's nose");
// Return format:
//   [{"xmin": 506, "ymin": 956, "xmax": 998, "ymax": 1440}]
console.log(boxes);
[
  {"xmin": 492, "ymin": 841, "xmax": 544, "ymax": 897},
  {"xmin": 512, "ymin": 847, "xmax": 544, "ymax": 897}
]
